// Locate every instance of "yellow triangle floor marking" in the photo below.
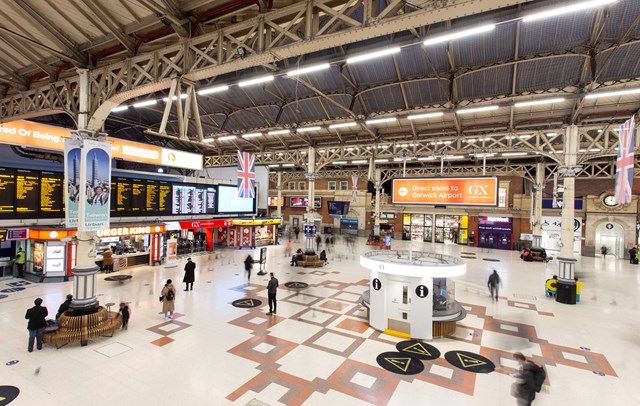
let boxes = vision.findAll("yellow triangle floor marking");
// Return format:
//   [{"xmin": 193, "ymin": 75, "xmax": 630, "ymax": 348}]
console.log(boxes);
[
  {"xmin": 0, "ymin": 396, "xmax": 6, "ymax": 401},
  {"xmin": 402, "ymin": 342, "xmax": 431, "ymax": 356},
  {"xmin": 385, "ymin": 357, "xmax": 413, "ymax": 372},
  {"xmin": 457, "ymin": 353, "xmax": 487, "ymax": 368},
  {"xmin": 236, "ymin": 299, "xmax": 254, "ymax": 307}
]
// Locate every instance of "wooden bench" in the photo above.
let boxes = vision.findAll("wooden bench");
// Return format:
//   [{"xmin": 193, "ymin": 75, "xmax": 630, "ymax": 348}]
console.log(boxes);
[
  {"xmin": 299, "ymin": 255, "xmax": 324, "ymax": 267},
  {"xmin": 44, "ymin": 306, "xmax": 122, "ymax": 348}
]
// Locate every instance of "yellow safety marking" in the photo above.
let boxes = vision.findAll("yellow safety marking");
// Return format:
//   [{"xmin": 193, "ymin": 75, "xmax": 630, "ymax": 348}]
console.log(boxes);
[
  {"xmin": 385, "ymin": 357, "xmax": 413, "ymax": 372},
  {"xmin": 457, "ymin": 352, "xmax": 487, "ymax": 368},
  {"xmin": 236, "ymin": 300, "xmax": 255, "ymax": 307},
  {"xmin": 402, "ymin": 342, "xmax": 431, "ymax": 356},
  {"xmin": 383, "ymin": 329, "xmax": 411, "ymax": 339}
]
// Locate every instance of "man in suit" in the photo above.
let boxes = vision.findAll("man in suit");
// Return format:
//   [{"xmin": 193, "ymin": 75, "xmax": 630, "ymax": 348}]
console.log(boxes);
[{"xmin": 25, "ymin": 298, "xmax": 48, "ymax": 352}]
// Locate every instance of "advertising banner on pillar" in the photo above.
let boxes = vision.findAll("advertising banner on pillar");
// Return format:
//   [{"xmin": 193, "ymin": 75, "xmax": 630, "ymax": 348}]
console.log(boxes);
[
  {"xmin": 165, "ymin": 238, "xmax": 178, "ymax": 267},
  {"xmin": 392, "ymin": 177, "xmax": 498, "ymax": 206},
  {"xmin": 79, "ymin": 140, "xmax": 111, "ymax": 232},
  {"xmin": 64, "ymin": 139, "xmax": 82, "ymax": 228}
]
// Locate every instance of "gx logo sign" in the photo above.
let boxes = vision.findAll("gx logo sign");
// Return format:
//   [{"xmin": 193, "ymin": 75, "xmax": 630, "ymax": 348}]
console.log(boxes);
[{"xmin": 467, "ymin": 184, "xmax": 490, "ymax": 196}]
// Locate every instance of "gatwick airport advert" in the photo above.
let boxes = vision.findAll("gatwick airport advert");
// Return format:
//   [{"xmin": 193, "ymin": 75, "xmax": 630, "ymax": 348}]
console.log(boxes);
[{"xmin": 392, "ymin": 177, "xmax": 498, "ymax": 206}]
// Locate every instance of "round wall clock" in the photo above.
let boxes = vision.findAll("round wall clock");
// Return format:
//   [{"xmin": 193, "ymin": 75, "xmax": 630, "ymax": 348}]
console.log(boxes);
[{"xmin": 603, "ymin": 195, "xmax": 618, "ymax": 207}]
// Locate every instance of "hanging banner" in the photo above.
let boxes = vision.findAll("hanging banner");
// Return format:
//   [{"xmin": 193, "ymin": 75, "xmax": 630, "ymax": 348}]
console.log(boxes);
[
  {"xmin": 165, "ymin": 238, "xmax": 178, "ymax": 267},
  {"xmin": 79, "ymin": 140, "xmax": 111, "ymax": 231},
  {"xmin": 64, "ymin": 139, "xmax": 82, "ymax": 228}
]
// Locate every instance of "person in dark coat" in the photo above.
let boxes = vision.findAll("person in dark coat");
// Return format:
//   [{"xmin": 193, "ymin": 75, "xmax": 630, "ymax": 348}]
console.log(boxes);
[
  {"xmin": 244, "ymin": 254, "xmax": 254, "ymax": 280},
  {"xmin": 119, "ymin": 302, "xmax": 130, "ymax": 329},
  {"xmin": 183, "ymin": 257, "xmax": 196, "ymax": 291},
  {"xmin": 319, "ymin": 249, "xmax": 328, "ymax": 264},
  {"xmin": 25, "ymin": 298, "xmax": 48, "ymax": 352},
  {"xmin": 266, "ymin": 272, "xmax": 279, "ymax": 315},
  {"xmin": 315, "ymin": 234, "xmax": 322, "ymax": 251},
  {"xmin": 294, "ymin": 226, "xmax": 300, "ymax": 241},
  {"xmin": 629, "ymin": 246, "xmax": 638, "ymax": 264},
  {"xmin": 512, "ymin": 352, "xmax": 538, "ymax": 405},
  {"xmin": 56, "ymin": 294, "xmax": 73, "ymax": 319},
  {"xmin": 487, "ymin": 270, "xmax": 502, "ymax": 303}
]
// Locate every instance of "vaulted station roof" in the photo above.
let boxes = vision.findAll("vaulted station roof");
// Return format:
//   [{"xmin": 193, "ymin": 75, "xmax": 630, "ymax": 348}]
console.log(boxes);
[{"xmin": 0, "ymin": 0, "xmax": 638, "ymax": 175}]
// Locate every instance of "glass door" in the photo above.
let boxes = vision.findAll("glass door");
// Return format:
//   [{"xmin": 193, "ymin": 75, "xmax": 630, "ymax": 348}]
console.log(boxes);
[{"xmin": 424, "ymin": 214, "xmax": 433, "ymax": 242}]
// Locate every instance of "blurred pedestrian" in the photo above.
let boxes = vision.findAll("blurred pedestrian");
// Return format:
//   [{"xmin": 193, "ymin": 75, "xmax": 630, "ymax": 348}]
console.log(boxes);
[{"xmin": 487, "ymin": 270, "xmax": 502, "ymax": 303}]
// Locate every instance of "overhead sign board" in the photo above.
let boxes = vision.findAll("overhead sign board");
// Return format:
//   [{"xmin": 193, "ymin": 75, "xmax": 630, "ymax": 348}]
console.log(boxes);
[
  {"xmin": 392, "ymin": 177, "xmax": 498, "ymax": 206},
  {"xmin": 0, "ymin": 121, "xmax": 203, "ymax": 170}
]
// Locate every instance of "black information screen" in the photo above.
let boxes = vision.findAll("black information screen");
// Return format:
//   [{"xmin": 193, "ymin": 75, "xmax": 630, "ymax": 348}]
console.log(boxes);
[
  {"xmin": 113, "ymin": 177, "xmax": 132, "ymax": 213},
  {"xmin": 131, "ymin": 179, "xmax": 146, "ymax": 213},
  {"xmin": 158, "ymin": 181, "xmax": 171, "ymax": 215},
  {"xmin": 205, "ymin": 187, "xmax": 216, "ymax": 214},
  {"xmin": 146, "ymin": 180, "xmax": 159, "ymax": 213},
  {"xmin": 40, "ymin": 171, "xmax": 64, "ymax": 215},
  {"xmin": 172, "ymin": 184, "xmax": 209, "ymax": 215},
  {"xmin": 15, "ymin": 169, "xmax": 39, "ymax": 214},
  {"xmin": 0, "ymin": 168, "xmax": 15, "ymax": 214}
]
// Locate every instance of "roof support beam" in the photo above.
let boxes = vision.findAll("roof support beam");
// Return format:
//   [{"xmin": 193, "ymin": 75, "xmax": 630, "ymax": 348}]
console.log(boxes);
[{"xmin": 82, "ymin": 0, "xmax": 136, "ymax": 54}]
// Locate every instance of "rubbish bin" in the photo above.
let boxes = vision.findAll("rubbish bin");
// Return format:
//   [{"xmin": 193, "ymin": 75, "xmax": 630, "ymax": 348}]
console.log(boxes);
[{"xmin": 555, "ymin": 280, "xmax": 576, "ymax": 305}]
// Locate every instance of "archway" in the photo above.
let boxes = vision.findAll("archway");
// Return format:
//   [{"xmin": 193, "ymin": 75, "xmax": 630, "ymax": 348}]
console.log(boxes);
[{"xmin": 595, "ymin": 221, "xmax": 625, "ymax": 258}]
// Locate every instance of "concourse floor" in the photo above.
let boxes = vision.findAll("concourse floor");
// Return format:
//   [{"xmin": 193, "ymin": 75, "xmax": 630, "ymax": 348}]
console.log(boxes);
[{"xmin": 0, "ymin": 237, "xmax": 638, "ymax": 406}]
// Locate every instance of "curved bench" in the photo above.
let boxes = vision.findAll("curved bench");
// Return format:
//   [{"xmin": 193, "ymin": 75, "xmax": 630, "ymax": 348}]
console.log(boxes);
[
  {"xmin": 44, "ymin": 306, "xmax": 122, "ymax": 348},
  {"xmin": 299, "ymin": 255, "xmax": 324, "ymax": 267}
]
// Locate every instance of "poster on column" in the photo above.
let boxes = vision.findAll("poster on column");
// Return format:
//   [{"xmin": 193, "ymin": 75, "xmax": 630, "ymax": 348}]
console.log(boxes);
[
  {"xmin": 79, "ymin": 140, "xmax": 112, "ymax": 231},
  {"xmin": 165, "ymin": 238, "xmax": 178, "ymax": 267},
  {"xmin": 64, "ymin": 139, "xmax": 82, "ymax": 228}
]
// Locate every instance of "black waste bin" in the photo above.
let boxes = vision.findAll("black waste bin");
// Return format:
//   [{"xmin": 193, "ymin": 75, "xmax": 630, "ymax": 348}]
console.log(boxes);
[{"xmin": 556, "ymin": 280, "xmax": 577, "ymax": 304}]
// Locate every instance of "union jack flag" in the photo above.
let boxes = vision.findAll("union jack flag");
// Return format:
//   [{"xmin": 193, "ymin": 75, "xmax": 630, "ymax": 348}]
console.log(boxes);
[
  {"xmin": 237, "ymin": 151, "xmax": 255, "ymax": 198},
  {"xmin": 615, "ymin": 115, "xmax": 636, "ymax": 205},
  {"xmin": 351, "ymin": 175, "xmax": 358, "ymax": 202}
]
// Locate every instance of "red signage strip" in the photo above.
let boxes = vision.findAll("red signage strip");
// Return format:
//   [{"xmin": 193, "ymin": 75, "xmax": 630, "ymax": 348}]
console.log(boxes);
[{"xmin": 178, "ymin": 219, "xmax": 234, "ymax": 229}]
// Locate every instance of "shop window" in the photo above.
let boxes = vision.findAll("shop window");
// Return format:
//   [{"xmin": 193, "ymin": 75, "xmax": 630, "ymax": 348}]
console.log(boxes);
[
  {"xmin": 289, "ymin": 182, "xmax": 295, "ymax": 190},
  {"xmin": 328, "ymin": 181, "xmax": 336, "ymax": 190},
  {"xmin": 299, "ymin": 181, "xmax": 306, "ymax": 190},
  {"xmin": 340, "ymin": 181, "xmax": 348, "ymax": 191}
]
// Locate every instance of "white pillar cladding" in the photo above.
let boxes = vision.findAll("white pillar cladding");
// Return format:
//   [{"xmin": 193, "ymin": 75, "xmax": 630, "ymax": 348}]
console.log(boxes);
[
  {"xmin": 532, "ymin": 162, "xmax": 544, "ymax": 236},
  {"xmin": 306, "ymin": 146, "xmax": 316, "ymax": 224},
  {"xmin": 276, "ymin": 171, "xmax": 282, "ymax": 220}
]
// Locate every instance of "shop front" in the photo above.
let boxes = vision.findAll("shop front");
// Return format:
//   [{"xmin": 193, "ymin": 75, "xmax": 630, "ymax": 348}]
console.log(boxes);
[
  {"xmin": 26, "ymin": 229, "xmax": 78, "ymax": 282},
  {"xmin": 95, "ymin": 225, "xmax": 166, "ymax": 270},
  {"xmin": 165, "ymin": 219, "xmax": 234, "ymax": 252},
  {"xmin": 0, "ymin": 228, "xmax": 29, "ymax": 278},
  {"xmin": 477, "ymin": 216, "xmax": 513, "ymax": 250},
  {"xmin": 402, "ymin": 213, "xmax": 468, "ymax": 244},
  {"xmin": 225, "ymin": 219, "xmax": 281, "ymax": 249}
]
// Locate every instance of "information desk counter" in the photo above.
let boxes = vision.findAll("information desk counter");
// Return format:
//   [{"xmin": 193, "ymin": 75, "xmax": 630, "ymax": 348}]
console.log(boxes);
[{"xmin": 95, "ymin": 251, "xmax": 150, "ymax": 272}]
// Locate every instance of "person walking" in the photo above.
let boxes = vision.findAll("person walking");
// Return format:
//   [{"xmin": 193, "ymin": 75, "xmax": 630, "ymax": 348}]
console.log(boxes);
[
  {"xmin": 25, "ymin": 298, "xmax": 48, "ymax": 352},
  {"xmin": 102, "ymin": 247, "xmax": 114, "ymax": 273},
  {"xmin": 160, "ymin": 279, "xmax": 176, "ymax": 319},
  {"xmin": 629, "ymin": 246, "xmax": 637, "ymax": 264},
  {"xmin": 315, "ymin": 234, "xmax": 322, "ymax": 251},
  {"xmin": 487, "ymin": 270, "xmax": 502, "ymax": 303},
  {"xmin": 266, "ymin": 272, "xmax": 279, "ymax": 315},
  {"xmin": 294, "ymin": 226, "xmax": 300, "ymax": 241},
  {"xmin": 183, "ymin": 257, "xmax": 195, "ymax": 291},
  {"xmin": 512, "ymin": 352, "xmax": 545, "ymax": 405},
  {"xmin": 244, "ymin": 254, "xmax": 254, "ymax": 281},
  {"xmin": 600, "ymin": 245, "xmax": 608, "ymax": 259},
  {"xmin": 119, "ymin": 302, "xmax": 130, "ymax": 329},
  {"xmin": 15, "ymin": 247, "xmax": 26, "ymax": 278}
]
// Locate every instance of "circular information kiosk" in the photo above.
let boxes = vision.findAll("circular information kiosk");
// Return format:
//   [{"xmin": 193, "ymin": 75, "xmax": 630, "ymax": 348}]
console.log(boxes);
[{"xmin": 360, "ymin": 250, "xmax": 467, "ymax": 340}]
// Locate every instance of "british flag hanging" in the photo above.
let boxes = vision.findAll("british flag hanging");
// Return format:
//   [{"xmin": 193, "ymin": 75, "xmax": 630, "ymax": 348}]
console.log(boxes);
[
  {"xmin": 615, "ymin": 115, "xmax": 636, "ymax": 205},
  {"xmin": 237, "ymin": 151, "xmax": 256, "ymax": 198},
  {"xmin": 352, "ymin": 175, "xmax": 358, "ymax": 202}
]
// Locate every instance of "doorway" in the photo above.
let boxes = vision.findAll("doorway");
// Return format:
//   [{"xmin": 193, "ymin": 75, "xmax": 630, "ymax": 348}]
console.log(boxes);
[{"xmin": 595, "ymin": 222, "xmax": 625, "ymax": 258}]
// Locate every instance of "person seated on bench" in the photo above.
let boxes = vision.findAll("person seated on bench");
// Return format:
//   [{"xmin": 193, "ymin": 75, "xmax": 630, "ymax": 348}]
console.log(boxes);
[
  {"xmin": 56, "ymin": 294, "xmax": 73, "ymax": 319},
  {"xmin": 319, "ymin": 250, "xmax": 328, "ymax": 264},
  {"xmin": 291, "ymin": 249, "xmax": 304, "ymax": 266},
  {"xmin": 545, "ymin": 275, "xmax": 558, "ymax": 297},
  {"xmin": 521, "ymin": 248, "xmax": 533, "ymax": 262}
]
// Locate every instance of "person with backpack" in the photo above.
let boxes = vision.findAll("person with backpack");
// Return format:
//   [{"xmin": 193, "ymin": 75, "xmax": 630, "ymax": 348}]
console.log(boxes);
[
  {"xmin": 487, "ymin": 270, "xmax": 502, "ymax": 303},
  {"xmin": 160, "ymin": 279, "xmax": 176, "ymax": 319},
  {"xmin": 512, "ymin": 352, "xmax": 546, "ymax": 405}
]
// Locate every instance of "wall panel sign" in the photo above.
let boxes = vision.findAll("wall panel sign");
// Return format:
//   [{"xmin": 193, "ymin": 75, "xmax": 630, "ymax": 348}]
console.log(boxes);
[
  {"xmin": 7, "ymin": 229, "xmax": 28, "ymax": 240},
  {"xmin": 0, "ymin": 120, "xmax": 203, "ymax": 170},
  {"xmin": 392, "ymin": 177, "xmax": 498, "ymax": 206}
]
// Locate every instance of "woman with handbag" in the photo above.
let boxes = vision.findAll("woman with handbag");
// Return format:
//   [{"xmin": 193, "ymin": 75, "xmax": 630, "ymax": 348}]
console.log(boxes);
[{"xmin": 160, "ymin": 279, "xmax": 176, "ymax": 319}]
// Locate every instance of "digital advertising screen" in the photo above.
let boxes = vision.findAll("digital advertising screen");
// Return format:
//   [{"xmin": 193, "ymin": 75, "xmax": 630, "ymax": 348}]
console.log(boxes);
[
  {"xmin": 392, "ymin": 177, "xmax": 499, "ymax": 206},
  {"xmin": 217, "ymin": 184, "xmax": 256, "ymax": 214}
]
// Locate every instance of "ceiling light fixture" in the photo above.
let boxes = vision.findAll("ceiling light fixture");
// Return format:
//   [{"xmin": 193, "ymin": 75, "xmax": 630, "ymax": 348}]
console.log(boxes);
[
  {"xmin": 352, "ymin": 160, "xmax": 368, "ymax": 164},
  {"xmin": 197, "ymin": 85, "xmax": 229, "ymax": 95},
  {"xmin": 286, "ymin": 63, "xmax": 331, "ymax": 77},
  {"xmin": 424, "ymin": 24, "xmax": 495, "ymax": 46},
  {"xmin": 268, "ymin": 129, "xmax": 290, "ymax": 135},
  {"xmin": 365, "ymin": 117, "xmax": 397, "ymax": 125},
  {"xmin": 514, "ymin": 97, "xmax": 565, "ymax": 107},
  {"xmin": 522, "ymin": 0, "xmax": 618, "ymax": 23},
  {"xmin": 407, "ymin": 112, "xmax": 444, "ymax": 120},
  {"xmin": 374, "ymin": 159, "xmax": 389, "ymax": 163},
  {"xmin": 332, "ymin": 161, "xmax": 347, "ymax": 165},
  {"xmin": 282, "ymin": 164, "xmax": 294, "ymax": 167},
  {"xmin": 133, "ymin": 99, "xmax": 157, "ymax": 108},
  {"xmin": 346, "ymin": 47, "xmax": 401, "ymax": 64},
  {"xmin": 297, "ymin": 126, "xmax": 322, "ymax": 132},
  {"xmin": 162, "ymin": 94, "xmax": 188, "ymax": 102},
  {"xmin": 584, "ymin": 87, "xmax": 640, "ymax": 99},
  {"xmin": 417, "ymin": 157, "xmax": 436, "ymax": 161},
  {"xmin": 502, "ymin": 152, "xmax": 528, "ymax": 157},
  {"xmin": 242, "ymin": 132, "xmax": 262, "ymax": 138},
  {"xmin": 456, "ymin": 105, "xmax": 499, "ymax": 115},
  {"xmin": 445, "ymin": 155, "xmax": 464, "ymax": 159},
  {"xmin": 217, "ymin": 135, "xmax": 237, "ymax": 141},
  {"xmin": 111, "ymin": 106, "xmax": 128, "ymax": 112},
  {"xmin": 329, "ymin": 122, "xmax": 357, "ymax": 129},
  {"xmin": 238, "ymin": 75, "xmax": 274, "ymax": 87}
]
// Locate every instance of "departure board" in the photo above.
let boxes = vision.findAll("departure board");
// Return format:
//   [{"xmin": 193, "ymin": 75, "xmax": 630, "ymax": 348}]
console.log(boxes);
[
  {"xmin": 158, "ymin": 181, "xmax": 171, "ymax": 215},
  {"xmin": 0, "ymin": 168, "xmax": 15, "ymax": 214},
  {"xmin": 146, "ymin": 180, "xmax": 158, "ymax": 213},
  {"xmin": 205, "ymin": 187, "xmax": 216, "ymax": 214},
  {"xmin": 113, "ymin": 177, "xmax": 132, "ymax": 213},
  {"xmin": 172, "ymin": 184, "xmax": 208, "ymax": 215},
  {"xmin": 131, "ymin": 179, "xmax": 146, "ymax": 213},
  {"xmin": 40, "ymin": 171, "xmax": 64, "ymax": 215},
  {"xmin": 15, "ymin": 169, "xmax": 39, "ymax": 214}
]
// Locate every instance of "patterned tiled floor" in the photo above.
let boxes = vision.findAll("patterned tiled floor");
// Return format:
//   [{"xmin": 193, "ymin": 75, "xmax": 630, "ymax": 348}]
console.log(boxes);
[{"xmin": 0, "ymin": 238, "xmax": 637, "ymax": 406}]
